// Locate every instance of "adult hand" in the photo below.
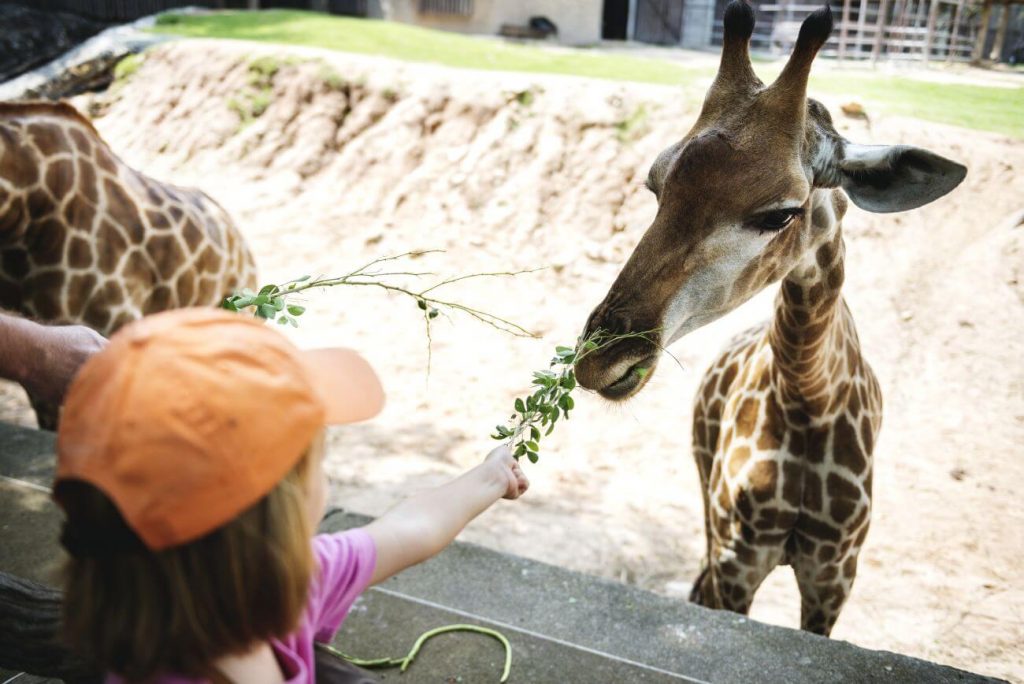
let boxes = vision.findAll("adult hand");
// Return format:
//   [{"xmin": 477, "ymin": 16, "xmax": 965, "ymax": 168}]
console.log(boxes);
[{"xmin": 17, "ymin": 322, "xmax": 106, "ymax": 406}]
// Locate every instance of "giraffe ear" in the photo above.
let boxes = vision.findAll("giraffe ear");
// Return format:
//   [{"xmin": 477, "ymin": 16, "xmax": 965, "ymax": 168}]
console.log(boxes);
[{"xmin": 838, "ymin": 143, "xmax": 967, "ymax": 213}]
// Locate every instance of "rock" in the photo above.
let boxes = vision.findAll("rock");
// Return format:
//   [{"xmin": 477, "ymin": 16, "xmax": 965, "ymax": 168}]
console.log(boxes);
[
  {"xmin": 841, "ymin": 101, "xmax": 868, "ymax": 120},
  {"xmin": 0, "ymin": 4, "xmax": 107, "ymax": 83}
]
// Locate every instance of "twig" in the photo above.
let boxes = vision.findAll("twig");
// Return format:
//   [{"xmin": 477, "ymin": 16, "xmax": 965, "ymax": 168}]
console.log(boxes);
[
  {"xmin": 315, "ymin": 623, "xmax": 512, "ymax": 683},
  {"xmin": 221, "ymin": 251, "xmax": 537, "ymax": 372},
  {"xmin": 493, "ymin": 328, "xmax": 662, "ymax": 463}
]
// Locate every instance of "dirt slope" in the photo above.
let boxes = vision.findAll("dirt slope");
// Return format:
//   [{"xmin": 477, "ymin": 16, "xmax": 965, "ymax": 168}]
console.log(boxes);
[{"xmin": 2, "ymin": 40, "xmax": 1021, "ymax": 680}]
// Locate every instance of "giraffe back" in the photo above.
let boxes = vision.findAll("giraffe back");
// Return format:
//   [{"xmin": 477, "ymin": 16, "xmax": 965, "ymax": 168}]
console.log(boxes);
[{"xmin": 0, "ymin": 101, "xmax": 257, "ymax": 336}]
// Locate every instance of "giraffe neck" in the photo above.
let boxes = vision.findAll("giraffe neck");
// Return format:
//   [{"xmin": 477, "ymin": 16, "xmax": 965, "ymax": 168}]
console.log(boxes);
[{"xmin": 767, "ymin": 191, "xmax": 854, "ymax": 418}]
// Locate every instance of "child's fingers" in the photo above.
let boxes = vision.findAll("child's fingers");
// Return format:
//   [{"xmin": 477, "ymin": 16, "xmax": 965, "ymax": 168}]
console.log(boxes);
[{"xmin": 505, "ymin": 462, "xmax": 529, "ymax": 499}]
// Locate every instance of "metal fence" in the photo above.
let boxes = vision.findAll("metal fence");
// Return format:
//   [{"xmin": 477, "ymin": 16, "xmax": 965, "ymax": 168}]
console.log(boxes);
[{"xmin": 710, "ymin": 0, "xmax": 1023, "ymax": 63}]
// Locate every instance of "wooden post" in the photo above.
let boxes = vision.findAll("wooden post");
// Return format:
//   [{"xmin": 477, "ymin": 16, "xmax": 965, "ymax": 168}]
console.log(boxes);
[
  {"xmin": 872, "ymin": 0, "xmax": 893, "ymax": 63},
  {"xmin": 971, "ymin": 0, "xmax": 992, "ymax": 63},
  {"xmin": 923, "ymin": 0, "xmax": 940, "ymax": 63},
  {"xmin": 0, "ymin": 571, "xmax": 100, "ymax": 683},
  {"xmin": 248, "ymin": 0, "xmax": 260, "ymax": 9},
  {"xmin": 989, "ymin": 0, "xmax": 1011, "ymax": 61},
  {"xmin": 839, "ymin": 0, "xmax": 854, "ymax": 60},
  {"xmin": 947, "ymin": 0, "xmax": 967, "ymax": 62}
]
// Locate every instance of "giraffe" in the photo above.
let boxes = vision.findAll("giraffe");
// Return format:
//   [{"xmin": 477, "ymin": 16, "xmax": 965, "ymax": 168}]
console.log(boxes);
[
  {"xmin": 0, "ymin": 100, "xmax": 257, "ymax": 429},
  {"xmin": 573, "ymin": 2, "xmax": 966, "ymax": 635}
]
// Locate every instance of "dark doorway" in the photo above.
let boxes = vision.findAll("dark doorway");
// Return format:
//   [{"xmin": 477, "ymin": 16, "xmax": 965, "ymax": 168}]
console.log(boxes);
[
  {"xmin": 635, "ymin": 0, "xmax": 683, "ymax": 45},
  {"xmin": 602, "ymin": 0, "xmax": 630, "ymax": 40}
]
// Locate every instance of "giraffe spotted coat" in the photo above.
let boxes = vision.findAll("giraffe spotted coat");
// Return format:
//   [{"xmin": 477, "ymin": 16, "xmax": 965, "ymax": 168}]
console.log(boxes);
[
  {"xmin": 0, "ymin": 101, "xmax": 257, "ymax": 426},
  {"xmin": 689, "ymin": 204, "xmax": 883, "ymax": 635},
  {"xmin": 575, "ymin": 0, "xmax": 964, "ymax": 636}
]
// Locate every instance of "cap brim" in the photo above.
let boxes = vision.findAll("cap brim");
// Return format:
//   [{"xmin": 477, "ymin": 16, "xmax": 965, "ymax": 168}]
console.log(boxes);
[{"xmin": 299, "ymin": 348, "xmax": 385, "ymax": 424}]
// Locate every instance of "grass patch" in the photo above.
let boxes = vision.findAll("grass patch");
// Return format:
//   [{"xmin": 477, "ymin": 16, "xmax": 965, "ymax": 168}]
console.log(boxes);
[
  {"xmin": 228, "ymin": 56, "xmax": 281, "ymax": 128},
  {"xmin": 152, "ymin": 10, "xmax": 1024, "ymax": 137},
  {"xmin": 152, "ymin": 10, "xmax": 702, "ymax": 85},
  {"xmin": 615, "ymin": 104, "xmax": 649, "ymax": 142},
  {"xmin": 811, "ymin": 74, "xmax": 1024, "ymax": 138},
  {"xmin": 113, "ymin": 53, "xmax": 144, "ymax": 81}
]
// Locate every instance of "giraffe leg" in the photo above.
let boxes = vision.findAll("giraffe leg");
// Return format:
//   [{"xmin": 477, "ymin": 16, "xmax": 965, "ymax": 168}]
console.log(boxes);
[
  {"xmin": 689, "ymin": 453, "xmax": 715, "ymax": 606},
  {"xmin": 792, "ymin": 542, "xmax": 861, "ymax": 636},
  {"xmin": 698, "ymin": 536, "xmax": 786, "ymax": 614},
  {"xmin": 688, "ymin": 560, "xmax": 711, "ymax": 605}
]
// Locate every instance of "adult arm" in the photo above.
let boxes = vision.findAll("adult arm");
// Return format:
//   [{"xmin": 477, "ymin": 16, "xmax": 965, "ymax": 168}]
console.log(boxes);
[
  {"xmin": 0, "ymin": 312, "xmax": 106, "ymax": 405},
  {"xmin": 363, "ymin": 445, "xmax": 528, "ymax": 585},
  {"xmin": 0, "ymin": 314, "xmax": 105, "ymax": 680}
]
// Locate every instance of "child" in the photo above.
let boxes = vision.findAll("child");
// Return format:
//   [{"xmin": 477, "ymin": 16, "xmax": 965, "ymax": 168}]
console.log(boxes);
[{"xmin": 53, "ymin": 307, "xmax": 529, "ymax": 684}]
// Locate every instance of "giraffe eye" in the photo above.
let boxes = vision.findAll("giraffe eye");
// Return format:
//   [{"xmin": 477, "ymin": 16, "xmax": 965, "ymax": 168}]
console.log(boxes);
[{"xmin": 751, "ymin": 208, "xmax": 802, "ymax": 232}]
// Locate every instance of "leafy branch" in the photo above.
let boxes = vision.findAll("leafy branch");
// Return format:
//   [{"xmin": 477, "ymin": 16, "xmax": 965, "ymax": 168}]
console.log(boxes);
[
  {"xmin": 492, "ymin": 328, "xmax": 659, "ymax": 463},
  {"xmin": 221, "ymin": 251, "xmax": 538, "ymax": 368}
]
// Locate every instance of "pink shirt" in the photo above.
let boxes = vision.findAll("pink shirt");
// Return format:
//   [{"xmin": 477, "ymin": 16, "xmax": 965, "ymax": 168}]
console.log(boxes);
[{"xmin": 106, "ymin": 529, "xmax": 377, "ymax": 684}]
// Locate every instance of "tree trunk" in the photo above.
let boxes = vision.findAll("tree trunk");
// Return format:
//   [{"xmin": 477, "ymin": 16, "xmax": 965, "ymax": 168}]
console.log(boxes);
[
  {"xmin": 872, "ymin": 0, "xmax": 893, "ymax": 63},
  {"xmin": 0, "ymin": 571, "xmax": 100, "ymax": 683},
  {"xmin": 856, "ymin": 0, "xmax": 870, "ymax": 56},
  {"xmin": 989, "ymin": 0, "xmax": 1011, "ymax": 61},
  {"xmin": 839, "ymin": 0, "xmax": 853, "ymax": 60},
  {"xmin": 947, "ymin": 0, "xmax": 967, "ymax": 63},
  {"xmin": 923, "ymin": 0, "xmax": 940, "ymax": 63},
  {"xmin": 971, "ymin": 0, "xmax": 992, "ymax": 63}
]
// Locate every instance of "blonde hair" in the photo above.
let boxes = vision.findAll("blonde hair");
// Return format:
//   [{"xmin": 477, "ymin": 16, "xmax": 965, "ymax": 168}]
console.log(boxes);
[{"xmin": 59, "ymin": 451, "xmax": 314, "ymax": 681}]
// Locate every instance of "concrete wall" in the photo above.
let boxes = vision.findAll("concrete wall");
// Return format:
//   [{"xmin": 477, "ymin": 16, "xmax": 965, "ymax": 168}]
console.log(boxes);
[{"xmin": 383, "ymin": 0, "xmax": 603, "ymax": 46}]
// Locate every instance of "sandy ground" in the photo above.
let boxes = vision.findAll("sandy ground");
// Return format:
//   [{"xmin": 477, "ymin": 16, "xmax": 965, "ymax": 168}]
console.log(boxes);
[{"xmin": 2, "ymin": 40, "xmax": 1022, "ymax": 680}]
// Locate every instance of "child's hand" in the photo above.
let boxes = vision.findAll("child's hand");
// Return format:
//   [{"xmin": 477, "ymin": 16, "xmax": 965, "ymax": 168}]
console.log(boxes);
[
  {"xmin": 486, "ymin": 445, "xmax": 530, "ymax": 500},
  {"xmin": 366, "ymin": 443, "xmax": 531, "ymax": 584}
]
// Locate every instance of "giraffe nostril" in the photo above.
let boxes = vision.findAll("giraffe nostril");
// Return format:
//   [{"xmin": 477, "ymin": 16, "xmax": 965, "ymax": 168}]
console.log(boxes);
[{"xmin": 602, "ymin": 311, "xmax": 632, "ymax": 337}]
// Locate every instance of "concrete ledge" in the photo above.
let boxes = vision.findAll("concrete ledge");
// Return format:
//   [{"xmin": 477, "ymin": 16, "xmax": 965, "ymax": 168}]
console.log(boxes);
[
  {"xmin": 0, "ymin": 422, "xmax": 1004, "ymax": 683},
  {"xmin": 325, "ymin": 510, "xmax": 998, "ymax": 684}
]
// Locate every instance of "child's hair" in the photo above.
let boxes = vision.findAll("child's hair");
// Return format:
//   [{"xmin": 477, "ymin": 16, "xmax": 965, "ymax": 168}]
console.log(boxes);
[{"xmin": 59, "ymin": 450, "xmax": 314, "ymax": 681}]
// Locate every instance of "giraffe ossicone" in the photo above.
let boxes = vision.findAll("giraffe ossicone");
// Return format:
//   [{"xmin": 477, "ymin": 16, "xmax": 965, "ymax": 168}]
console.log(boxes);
[
  {"xmin": 575, "ymin": 0, "xmax": 966, "ymax": 636},
  {"xmin": 0, "ymin": 100, "xmax": 258, "ymax": 429}
]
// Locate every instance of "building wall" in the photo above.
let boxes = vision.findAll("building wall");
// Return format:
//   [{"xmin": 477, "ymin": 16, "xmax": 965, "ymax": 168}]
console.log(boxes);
[{"xmin": 383, "ymin": 0, "xmax": 603, "ymax": 45}]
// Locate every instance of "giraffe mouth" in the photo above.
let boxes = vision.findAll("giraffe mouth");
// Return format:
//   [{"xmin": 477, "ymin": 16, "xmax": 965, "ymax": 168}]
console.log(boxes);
[{"xmin": 597, "ymin": 354, "xmax": 658, "ymax": 400}]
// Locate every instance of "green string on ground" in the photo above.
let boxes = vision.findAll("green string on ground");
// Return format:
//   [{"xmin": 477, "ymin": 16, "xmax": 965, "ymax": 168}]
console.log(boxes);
[{"xmin": 315, "ymin": 623, "xmax": 512, "ymax": 683}]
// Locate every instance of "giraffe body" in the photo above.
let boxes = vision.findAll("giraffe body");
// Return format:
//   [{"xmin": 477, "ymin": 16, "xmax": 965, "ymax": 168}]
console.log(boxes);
[
  {"xmin": 575, "ymin": 2, "xmax": 964, "ymax": 635},
  {"xmin": 0, "ymin": 101, "xmax": 257, "ymax": 426}
]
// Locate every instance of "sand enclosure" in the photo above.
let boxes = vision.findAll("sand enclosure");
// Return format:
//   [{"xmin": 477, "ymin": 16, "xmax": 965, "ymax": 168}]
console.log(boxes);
[{"xmin": 2, "ymin": 40, "xmax": 1022, "ymax": 680}]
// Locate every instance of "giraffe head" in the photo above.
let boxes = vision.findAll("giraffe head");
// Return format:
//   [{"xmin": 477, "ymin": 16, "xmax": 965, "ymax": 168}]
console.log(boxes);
[{"xmin": 575, "ymin": 1, "xmax": 965, "ymax": 400}]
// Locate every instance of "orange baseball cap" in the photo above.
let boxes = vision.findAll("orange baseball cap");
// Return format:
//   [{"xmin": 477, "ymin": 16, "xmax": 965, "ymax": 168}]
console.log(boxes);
[{"xmin": 54, "ymin": 308, "xmax": 385, "ymax": 551}]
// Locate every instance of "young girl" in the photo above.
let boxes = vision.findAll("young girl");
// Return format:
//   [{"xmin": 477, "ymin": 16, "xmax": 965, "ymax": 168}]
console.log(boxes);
[{"xmin": 53, "ymin": 308, "xmax": 529, "ymax": 684}]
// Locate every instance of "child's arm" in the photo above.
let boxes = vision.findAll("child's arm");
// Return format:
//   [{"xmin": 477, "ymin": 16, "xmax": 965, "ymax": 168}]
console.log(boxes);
[{"xmin": 362, "ymin": 445, "xmax": 528, "ymax": 585}]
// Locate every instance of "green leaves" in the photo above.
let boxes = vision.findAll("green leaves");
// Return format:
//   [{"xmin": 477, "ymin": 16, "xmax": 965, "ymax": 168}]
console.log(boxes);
[
  {"xmin": 492, "ymin": 335, "xmax": 591, "ymax": 463},
  {"xmin": 220, "ymin": 277, "xmax": 311, "ymax": 327},
  {"xmin": 493, "ymin": 327, "xmax": 662, "ymax": 464}
]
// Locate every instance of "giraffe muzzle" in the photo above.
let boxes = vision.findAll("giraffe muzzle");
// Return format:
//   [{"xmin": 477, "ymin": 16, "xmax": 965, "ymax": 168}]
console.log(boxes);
[
  {"xmin": 576, "ymin": 345, "xmax": 659, "ymax": 401},
  {"xmin": 599, "ymin": 353, "xmax": 659, "ymax": 400}
]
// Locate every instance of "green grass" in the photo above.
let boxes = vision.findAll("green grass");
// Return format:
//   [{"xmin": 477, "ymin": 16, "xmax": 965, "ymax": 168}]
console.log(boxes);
[
  {"xmin": 153, "ymin": 10, "xmax": 702, "ymax": 85},
  {"xmin": 113, "ymin": 52, "xmax": 144, "ymax": 81},
  {"xmin": 811, "ymin": 74, "xmax": 1024, "ymax": 138},
  {"xmin": 153, "ymin": 10, "xmax": 1024, "ymax": 137}
]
